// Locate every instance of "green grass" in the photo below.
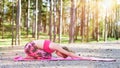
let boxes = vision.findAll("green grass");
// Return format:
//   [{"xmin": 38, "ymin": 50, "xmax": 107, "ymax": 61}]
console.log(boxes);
[
  {"xmin": 0, "ymin": 23, "xmax": 120, "ymax": 47},
  {"xmin": 0, "ymin": 33, "xmax": 120, "ymax": 47},
  {"xmin": 0, "ymin": 39, "xmax": 11, "ymax": 47}
]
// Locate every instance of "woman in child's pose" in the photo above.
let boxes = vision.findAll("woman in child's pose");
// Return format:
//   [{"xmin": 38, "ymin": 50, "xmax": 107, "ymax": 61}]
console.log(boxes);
[{"xmin": 24, "ymin": 40, "xmax": 93, "ymax": 60}]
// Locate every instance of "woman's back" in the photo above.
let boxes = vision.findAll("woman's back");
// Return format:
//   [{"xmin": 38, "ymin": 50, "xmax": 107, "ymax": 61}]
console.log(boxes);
[{"xmin": 33, "ymin": 40, "xmax": 44, "ymax": 49}]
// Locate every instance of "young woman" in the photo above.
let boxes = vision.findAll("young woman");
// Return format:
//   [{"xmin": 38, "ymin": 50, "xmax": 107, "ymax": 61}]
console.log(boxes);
[{"xmin": 24, "ymin": 40, "xmax": 94, "ymax": 60}]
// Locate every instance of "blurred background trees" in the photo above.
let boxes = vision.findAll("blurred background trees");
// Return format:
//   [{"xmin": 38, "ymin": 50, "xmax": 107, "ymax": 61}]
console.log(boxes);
[{"xmin": 0, "ymin": 0, "xmax": 120, "ymax": 46}]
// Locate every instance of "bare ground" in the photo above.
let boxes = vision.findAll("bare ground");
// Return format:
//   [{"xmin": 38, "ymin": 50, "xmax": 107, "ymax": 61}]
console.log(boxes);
[{"xmin": 0, "ymin": 41, "xmax": 120, "ymax": 68}]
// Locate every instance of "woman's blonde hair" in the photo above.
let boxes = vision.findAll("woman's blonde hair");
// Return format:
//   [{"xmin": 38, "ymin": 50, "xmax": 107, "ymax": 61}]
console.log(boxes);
[
  {"xmin": 61, "ymin": 46, "xmax": 74, "ymax": 58},
  {"xmin": 62, "ymin": 46, "xmax": 74, "ymax": 53}
]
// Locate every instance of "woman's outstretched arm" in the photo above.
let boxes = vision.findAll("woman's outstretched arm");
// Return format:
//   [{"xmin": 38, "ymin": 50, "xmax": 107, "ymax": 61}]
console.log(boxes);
[{"xmin": 52, "ymin": 44, "xmax": 93, "ymax": 60}]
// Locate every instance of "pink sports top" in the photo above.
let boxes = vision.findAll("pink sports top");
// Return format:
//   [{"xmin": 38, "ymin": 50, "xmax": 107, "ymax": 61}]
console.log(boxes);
[{"xmin": 43, "ymin": 40, "xmax": 55, "ymax": 53}]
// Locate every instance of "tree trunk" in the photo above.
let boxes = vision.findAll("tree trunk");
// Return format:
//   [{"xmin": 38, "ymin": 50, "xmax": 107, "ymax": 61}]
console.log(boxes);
[
  {"xmin": 53, "ymin": 0, "xmax": 57, "ymax": 42},
  {"xmin": 11, "ymin": 1, "xmax": 15, "ymax": 46},
  {"xmin": 37, "ymin": 0, "xmax": 42, "ymax": 39},
  {"xmin": 80, "ymin": 0, "xmax": 85, "ymax": 42},
  {"xmin": 35, "ymin": 0, "xmax": 38, "ymax": 39},
  {"xmin": 69, "ymin": 0, "xmax": 75, "ymax": 43},
  {"xmin": 26, "ymin": 0, "xmax": 30, "ymax": 37},
  {"xmin": 49, "ymin": 0, "xmax": 53, "ymax": 41},
  {"xmin": 43, "ymin": 0, "xmax": 49, "ymax": 33},
  {"xmin": 92, "ymin": 1, "xmax": 96, "ymax": 40},
  {"xmin": 2, "ymin": 0, "xmax": 5, "ymax": 39},
  {"xmin": 74, "ymin": 0, "xmax": 78, "ymax": 41},
  {"xmin": 95, "ymin": 0, "xmax": 99, "ymax": 42},
  {"xmin": 16, "ymin": 0, "xmax": 21, "ymax": 45},
  {"xmin": 104, "ymin": 13, "xmax": 108, "ymax": 41},
  {"xmin": 58, "ymin": 0, "xmax": 62, "ymax": 43}
]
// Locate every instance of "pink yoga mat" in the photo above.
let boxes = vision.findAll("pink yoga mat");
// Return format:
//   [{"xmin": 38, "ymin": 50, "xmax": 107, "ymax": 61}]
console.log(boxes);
[{"xmin": 14, "ymin": 56, "xmax": 116, "ymax": 62}]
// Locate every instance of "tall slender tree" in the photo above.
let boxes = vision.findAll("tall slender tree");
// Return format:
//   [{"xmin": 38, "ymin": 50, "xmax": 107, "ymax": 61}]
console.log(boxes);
[
  {"xmin": 91, "ymin": 1, "xmax": 96, "ymax": 41},
  {"xmin": 2, "ymin": 0, "xmax": 5, "ymax": 39},
  {"xmin": 35, "ymin": 0, "xmax": 38, "ymax": 39},
  {"xmin": 69, "ymin": 0, "xmax": 76, "ymax": 43},
  {"xmin": 49, "ymin": 0, "xmax": 53, "ymax": 41},
  {"xmin": 80, "ymin": 0, "xmax": 85, "ymax": 42},
  {"xmin": 26, "ymin": 0, "xmax": 30, "ymax": 37},
  {"xmin": 95, "ymin": 0, "xmax": 99, "ymax": 41},
  {"xmin": 86, "ymin": 0, "xmax": 90, "ymax": 42},
  {"xmin": 59, "ymin": 0, "xmax": 62, "ymax": 43},
  {"xmin": 104, "ymin": 11, "xmax": 108, "ymax": 41},
  {"xmin": 53, "ymin": 0, "xmax": 57, "ymax": 42},
  {"xmin": 16, "ymin": 0, "xmax": 21, "ymax": 45},
  {"xmin": 11, "ymin": 0, "xmax": 15, "ymax": 46},
  {"xmin": 37, "ymin": 0, "xmax": 42, "ymax": 39}
]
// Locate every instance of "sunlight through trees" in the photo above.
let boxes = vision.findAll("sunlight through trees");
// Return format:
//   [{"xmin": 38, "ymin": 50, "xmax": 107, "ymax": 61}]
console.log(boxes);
[{"xmin": 0, "ymin": 0, "xmax": 120, "ymax": 46}]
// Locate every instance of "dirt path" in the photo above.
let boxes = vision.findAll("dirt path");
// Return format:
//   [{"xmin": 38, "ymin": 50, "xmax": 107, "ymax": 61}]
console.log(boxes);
[{"xmin": 0, "ymin": 41, "xmax": 120, "ymax": 68}]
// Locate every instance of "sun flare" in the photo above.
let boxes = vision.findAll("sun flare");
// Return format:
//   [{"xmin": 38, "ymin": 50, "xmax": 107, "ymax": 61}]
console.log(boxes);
[{"xmin": 102, "ymin": 0, "xmax": 113, "ymax": 9}]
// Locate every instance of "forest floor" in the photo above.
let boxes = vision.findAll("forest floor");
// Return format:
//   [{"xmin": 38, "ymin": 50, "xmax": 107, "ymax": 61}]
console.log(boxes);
[{"xmin": 0, "ymin": 40, "xmax": 120, "ymax": 68}]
